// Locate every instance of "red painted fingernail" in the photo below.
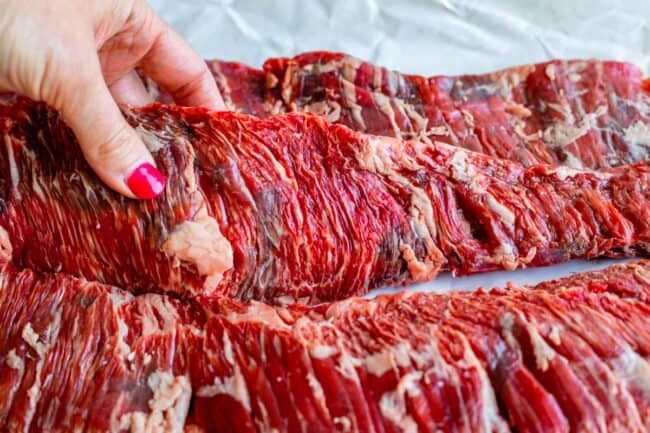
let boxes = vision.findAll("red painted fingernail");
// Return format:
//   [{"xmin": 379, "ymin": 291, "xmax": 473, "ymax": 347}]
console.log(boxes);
[{"xmin": 126, "ymin": 163, "xmax": 165, "ymax": 199}]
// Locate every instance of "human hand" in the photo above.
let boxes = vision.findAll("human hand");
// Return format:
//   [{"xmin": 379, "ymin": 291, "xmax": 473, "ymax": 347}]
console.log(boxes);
[{"xmin": 0, "ymin": 0, "xmax": 225, "ymax": 198}]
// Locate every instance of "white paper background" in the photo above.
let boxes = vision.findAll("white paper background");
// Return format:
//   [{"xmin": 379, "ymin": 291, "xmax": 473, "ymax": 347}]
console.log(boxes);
[{"xmin": 149, "ymin": 0, "xmax": 645, "ymax": 293}]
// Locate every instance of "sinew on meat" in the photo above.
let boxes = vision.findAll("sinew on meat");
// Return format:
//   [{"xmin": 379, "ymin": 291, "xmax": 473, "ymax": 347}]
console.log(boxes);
[
  {"xmin": 1, "ymin": 260, "xmax": 650, "ymax": 432},
  {"xmin": 2, "ymin": 98, "xmax": 650, "ymax": 301}
]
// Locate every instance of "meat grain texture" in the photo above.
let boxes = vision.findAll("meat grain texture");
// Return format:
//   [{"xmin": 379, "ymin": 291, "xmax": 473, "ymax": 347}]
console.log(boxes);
[
  {"xmin": 1, "ymin": 98, "xmax": 650, "ymax": 301},
  {"xmin": 178, "ymin": 52, "xmax": 650, "ymax": 169},
  {"xmin": 2, "ymin": 52, "xmax": 650, "ymax": 433},
  {"xmin": 1, "ymin": 261, "xmax": 650, "ymax": 432}
]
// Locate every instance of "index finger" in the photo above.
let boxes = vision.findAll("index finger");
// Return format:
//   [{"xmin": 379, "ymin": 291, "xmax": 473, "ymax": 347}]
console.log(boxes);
[{"xmin": 138, "ymin": 10, "xmax": 225, "ymax": 110}]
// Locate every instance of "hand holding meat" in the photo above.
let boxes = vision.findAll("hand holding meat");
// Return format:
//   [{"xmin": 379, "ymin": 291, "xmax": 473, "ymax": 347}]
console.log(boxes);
[{"xmin": 0, "ymin": 0, "xmax": 225, "ymax": 198}]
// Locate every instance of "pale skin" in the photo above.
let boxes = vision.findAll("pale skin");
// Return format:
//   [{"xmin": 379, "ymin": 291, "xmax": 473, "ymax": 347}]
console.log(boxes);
[{"xmin": 0, "ymin": 0, "xmax": 225, "ymax": 198}]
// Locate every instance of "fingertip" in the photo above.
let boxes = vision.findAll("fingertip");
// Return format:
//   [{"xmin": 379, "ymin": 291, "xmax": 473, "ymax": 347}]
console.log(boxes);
[{"xmin": 137, "ymin": 20, "xmax": 226, "ymax": 110}]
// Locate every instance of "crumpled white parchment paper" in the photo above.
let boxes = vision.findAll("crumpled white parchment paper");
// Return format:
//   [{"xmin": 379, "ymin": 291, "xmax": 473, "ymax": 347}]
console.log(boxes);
[{"xmin": 149, "ymin": 0, "xmax": 644, "ymax": 293}]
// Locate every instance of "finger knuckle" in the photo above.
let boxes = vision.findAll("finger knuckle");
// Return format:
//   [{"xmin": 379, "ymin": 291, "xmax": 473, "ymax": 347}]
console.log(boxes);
[
  {"xmin": 94, "ymin": 124, "xmax": 136, "ymax": 164},
  {"xmin": 172, "ymin": 71, "xmax": 210, "ymax": 101}
]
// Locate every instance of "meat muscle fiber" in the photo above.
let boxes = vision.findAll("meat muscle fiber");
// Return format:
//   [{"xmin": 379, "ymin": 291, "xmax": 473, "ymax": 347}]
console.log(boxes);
[
  {"xmin": 158, "ymin": 52, "xmax": 650, "ymax": 169},
  {"xmin": 1, "ymin": 261, "xmax": 650, "ymax": 432},
  {"xmin": 263, "ymin": 52, "xmax": 650, "ymax": 169},
  {"xmin": 2, "ymin": 98, "xmax": 650, "ymax": 301}
]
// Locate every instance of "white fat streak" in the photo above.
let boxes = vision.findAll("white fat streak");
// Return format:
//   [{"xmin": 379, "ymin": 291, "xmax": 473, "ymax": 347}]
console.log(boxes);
[
  {"xmin": 147, "ymin": 372, "xmax": 191, "ymax": 430},
  {"xmin": 154, "ymin": 129, "xmax": 233, "ymax": 293},
  {"xmin": 379, "ymin": 372, "xmax": 423, "ymax": 433},
  {"xmin": 400, "ymin": 243, "xmax": 436, "ymax": 281},
  {"xmin": 504, "ymin": 101, "xmax": 532, "ymax": 118},
  {"xmin": 403, "ymin": 102, "xmax": 429, "ymax": 134},
  {"xmin": 548, "ymin": 165, "xmax": 612, "ymax": 181},
  {"xmin": 116, "ymin": 372, "xmax": 191, "ymax": 433},
  {"xmin": 4, "ymin": 134, "xmax": 20, "ymax": 189},
  {"xmin": 485, "ymin": 194, "xmax": 515, "ymax": 230},
  {"xmin": 339, "ymin": 55, "xmax": 363, "ymax": 83},
  {"xmin": 449, "ymin": 149, "xmax": 526, "ymax": 266},
  {"xmin": 31, "ymin": 176, "xmax": 46, "ymax": 201},
  {"xmin": 458, "ymin": 334, "xmax": 509, "ymax": 433},
  {"xmin": 196, "ymin": 332, "xmax": 251, "ymax": 412},
  {"xmin": 454, "ymin": 81, "xmax": 501, "ymax": 101},
  {"xmin": 513, "ymin": 122, "xmax": 542, "ymax": 143},
  {"xmin": 623, "ymin": 121, "xmax": 650, "ymax": 160},
  {"xmin": 373, "ymin": 64, "xmax": 383, "ymax": 89},
  {"xmin": 490, "ymin": 243, "xmax": 521, "ymax": 270},
  {"xmin": 333, "ymin": 416, "xmax": 352, "ymax": 432},
  {"xmin": 225, "ymin": 301, "xmax": 290, "ymax": 330},
  {"xmin": 139, "ymin": 296, "xmax": 181, "ymax": 336},
  {"xmin": 136, "ymin": 126, "xmax": 166, "ymax": 153},
  {"xmin": 334, "ymin": 344, "xmax": 364, "ymax": 382},
  {"xmin": 355, "ymin": 136, "xmax": 393, "ymax": 174},
  {"xmin": 162, "ymin": 206, "xmax": 233, "ymax": 293},
  {"xmin": 22, "ymin": 323, "xmax": 47, "ymax": 357},
  {"xmin": 502, "ymin": 314, "xmax": 558, "ymax": 372},
  {"xmin": 387, "ymin": 70, "xmax": 403, "ymax": 96},
  {"xmin": 632, "ymin": 263, "xmax": 650, "ymax": 285},
  {"xmin": 6, "ymin": 348, "xmax": 24, "ymax": 371},
  {"xmin": 341, "ymin": 80, "xmax": 366, "ymax": 130},
  {"xmin": 548, "ymin": 325, "xmax": 562, "ymax": 345},
  {"xmin": 109, "ymin": 288, "xmax": 134, "ymax": 361},
  {"xmin": 569, "ymin": 73, "xmax": 581, "ymax": 82},
  {"xmin": 410, "ymin": 187, "xmax": 438, "ymax": 240},
  {"xmin": 612, "ymin": 347, "xmax": 650, "ymax": 398},
  {"xmin": 527, "ymin": 324, "xmax": 556, "ymax": 372},
  {"xmin": 562, "ymin": 151, "xmax": 586, "ymax": 169},
  {"xmin": 545, "ymin": 64, "xmax": 557, "ymax": 81},
  {"xmin": 304, "ymin": 100, "xmax": 342, "ymax": 122},
  {"xmin": 429, "ymin": 125, "xmax": 451, "ymax": 138},
  {"xmin": 355, "ymin": 136, "xmax": 444, "ymax": 277},
  {"xmin": 0, "ymin": 225, "xmax": 12, "ymax": 263},
  {"xmin": 363, "ymin": 342, "xmax": 411, "ymax": 377},
  {"xmin": 374, "ymin": 92, "xmax": 403, "ymax": 139},
  {"xmin": 542, "ymin": 105, "xmax": 607, "ymax": 149},
  {"xmin": 280, "ymin": 61, "xmax": 298, "ymax": 104},
  {"xmin": 448, "ymin": 151, "xmax": 483, "ymax": 193},
  {"xmin": 499, "ymin": 313, "xmax": 521, "ymax": 354},
  {"xmin": 461, "ymin": 109, "xmax": 475, "ymax": 129},
  {"xmin": 306, "ymin": 373, "xmax": 329, "ymax": 416},
  {"xmin": 22, "ymin": 310, "xmax": 62, "ymax": 431},
  {"xmin": 311, "ymin": 345, "xmax": 338, "ymax": 359}
]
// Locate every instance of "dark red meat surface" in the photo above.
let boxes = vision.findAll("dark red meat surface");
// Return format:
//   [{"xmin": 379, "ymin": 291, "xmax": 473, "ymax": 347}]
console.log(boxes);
[
  {"xmin": 1, "ymin": 260, "xmax": 650, "ymax": 432},
  {"xmin": 265, "ymin": 52, "xmax": 650, "ymax": 169},
  {"xmin": 169, "ymin": 52, "xmax": 650, "ymax": 169},
  {"xmin": 2, "ymin": 99, "xmax": 650, "ymax": 301}
]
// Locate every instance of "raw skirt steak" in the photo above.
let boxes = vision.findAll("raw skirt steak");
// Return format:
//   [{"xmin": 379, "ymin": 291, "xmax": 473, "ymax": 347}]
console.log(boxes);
[
  {"xmin": 1, "ymin": 260, "xmax": 650, "ymax": 432},
  {"xmin": 167, "ymin": 52, "xmax": 650, "ymax": 169},
  {"xmin": 2, "ymin": 98, "xmax": 650, "ymax": 301}
]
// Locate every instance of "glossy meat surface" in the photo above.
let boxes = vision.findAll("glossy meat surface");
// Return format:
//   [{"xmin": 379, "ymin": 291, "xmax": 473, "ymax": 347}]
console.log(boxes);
[
  {"xmin": 180, "ymin": 52, "xmax": 650, "ymax": 169},
  {"xmin": 1, "ymin": 261, "xmax": 650, "ymax": 432},
  {"xmin": 2, "ymin": 100, "xmax": 650, "ymax": 301}
]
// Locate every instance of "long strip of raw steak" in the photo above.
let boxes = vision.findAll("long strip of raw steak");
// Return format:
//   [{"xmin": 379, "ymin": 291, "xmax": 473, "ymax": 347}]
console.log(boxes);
[
  {"xmin": 2, "ymin": 98, "xmax": 650, "ymax": 301},
  {"xmin": 1, "ymin": 260, "xmax": 650, "ymax": 432},
  {"xmin": 168, "ymin": 52, "xmax": 650, "ymax": 169},
  {"xmin": 266, "ymin": 52, "xmax": 650, "ymax": 168}
]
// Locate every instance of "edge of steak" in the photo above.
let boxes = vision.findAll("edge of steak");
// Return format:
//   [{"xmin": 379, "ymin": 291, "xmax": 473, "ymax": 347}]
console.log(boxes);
[
  {"xmin": 2, "ymin": 99, "xmax": 650, "ymax": 301},
  {"xmin": 1, "ymin": 260, "xmax": 650, "ymax": 432},
  {"xmin": 161, "ymin": 52, "xmax": 650, "ymax": 169}
]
